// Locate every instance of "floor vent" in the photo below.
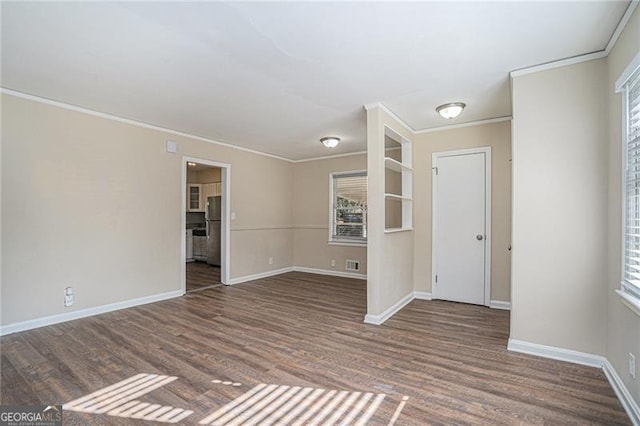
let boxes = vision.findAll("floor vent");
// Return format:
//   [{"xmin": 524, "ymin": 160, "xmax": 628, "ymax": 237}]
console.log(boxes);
[{"xmin": 345, "ymin": 260, "xmax": 360, "ymax": 272}]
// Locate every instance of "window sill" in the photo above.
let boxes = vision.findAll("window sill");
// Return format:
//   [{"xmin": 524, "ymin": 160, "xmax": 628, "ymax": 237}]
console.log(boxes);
[
  {"xmin": 615, "ymin": 289, "xmax": 640, "ymax": 318},
  {"xmin": 384, "ymin": 227, "xmax": 413, "ymax": 234},
  {"xmin": 328, "ymin": 240, "xmax": 367, "ymax": 247}
]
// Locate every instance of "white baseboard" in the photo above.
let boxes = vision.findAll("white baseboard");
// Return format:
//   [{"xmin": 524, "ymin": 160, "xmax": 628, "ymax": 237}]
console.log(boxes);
[
  {"xmin": 490, "ymin": 300, "xmax": 512, "ymax": 310},
  {"xmin": 507, "ymin": 339, "xmax": 605, "ymax": 368},
  {"xmin": 603, "ymin": 358, "xmax": 640, "ymax": 425},
  {"xmin": 413, "ymin": 291, "xmax": 432, "ymax": 300},
  {"xmin": 508, "ymin": 339, "xmax": 638, "ymax": 425},
  {"xmin": 227, "ymin": 267, "xmax": 294, "ymax": 285},
  {"xmin": 0, "ymin": 290, "xmax": 183, "ymax": 336},
  {"xmin": 364, "ymin": 292, "xmax": 414, "ymax": 325},
  {"xmin": 292, "ymin": 266, "xmax": 367, "ymax": 280}
]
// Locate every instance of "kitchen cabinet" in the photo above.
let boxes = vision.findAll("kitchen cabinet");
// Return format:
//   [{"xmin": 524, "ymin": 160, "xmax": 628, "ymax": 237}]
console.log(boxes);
[
  {"xmin": 187, "ymin": 184, "xmax": 204, "ymax": 212},
  {"xmin": 186, "ymin": 229, "xmax": 194, "ymax": 262},
  {"xmin": 192, "ymin": 235, "xmax": 207, "ymax": 261},
  {"xmin": 202, "ymin": 182, "xmax": 222, "ymax": 203}
]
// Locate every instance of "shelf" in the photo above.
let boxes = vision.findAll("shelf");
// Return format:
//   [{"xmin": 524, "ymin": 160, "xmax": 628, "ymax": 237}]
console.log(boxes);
[
  {"xmin": 384, "ymin": 157, "xmax": 413, "ymax": 172},
  {"xmin": 384, "ymin": 193, "xmax": 413, "ymax": 201}
]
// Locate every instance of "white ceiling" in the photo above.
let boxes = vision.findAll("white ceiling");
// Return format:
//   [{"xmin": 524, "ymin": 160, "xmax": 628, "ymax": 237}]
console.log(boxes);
[{"xmin": 1, "ymin": 1, "xmax": 630, "ymax": 161}]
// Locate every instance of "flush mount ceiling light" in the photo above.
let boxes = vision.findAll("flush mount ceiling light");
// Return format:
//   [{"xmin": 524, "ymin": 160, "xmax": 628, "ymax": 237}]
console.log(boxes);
[
  {"xmin": 436, "ymin": 102, "xmax": 466, "ymax": 119},
  {"xmin": 320, "ymin": 136, "xmax": 340, "ymax": 148}
]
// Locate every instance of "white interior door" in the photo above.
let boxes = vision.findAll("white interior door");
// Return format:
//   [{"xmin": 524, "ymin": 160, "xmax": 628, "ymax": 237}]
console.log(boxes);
[{"xmin": 432, "ymin": 148, "xmax": 491, "ymax": 306}]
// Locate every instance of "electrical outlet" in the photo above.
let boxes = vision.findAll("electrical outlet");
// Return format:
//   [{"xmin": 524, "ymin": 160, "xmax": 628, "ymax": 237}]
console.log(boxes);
[
  {"xmin": 64, "ymin": 287, "xmax": 74, "ymax": 307},
  {"xmin": 330, "ymin": 259, "xmax": 336, "ymax": 268},
  {"xmin": 268, "ymin": 257, "xmax": 274, "ymax": 265},
  {"xmin": 630, "ymin": 353, "xmax": 636, "ymax": 379}
]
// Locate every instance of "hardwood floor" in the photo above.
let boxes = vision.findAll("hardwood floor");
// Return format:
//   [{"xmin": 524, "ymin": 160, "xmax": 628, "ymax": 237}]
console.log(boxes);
[
  {"xmin": 186, "ymin": 261, "xmax": 221, "ymax": 292},
  {"xmin": 0, "ymin": 272, "xmax": 630, "ymax": 425}
]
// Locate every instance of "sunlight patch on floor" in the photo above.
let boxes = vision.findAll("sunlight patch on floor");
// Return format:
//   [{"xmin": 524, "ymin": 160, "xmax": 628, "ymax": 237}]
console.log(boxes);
[
  {"xmin": 198, "ymin": 383, "xmax": 388, "ymax": 426},
  {"xmin": 63, "ymin": 373, "xmax": 193, "ymax": 423},
  {"xmin": 63, "ymin": 373, "xmax": 408, "ymax": 425}
]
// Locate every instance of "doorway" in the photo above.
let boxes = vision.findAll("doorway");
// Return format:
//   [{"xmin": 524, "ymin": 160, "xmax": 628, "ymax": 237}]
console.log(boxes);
[
  {"xmin": 431, "ymin": 147, "xmax": 491, "ymax": 306},
  {"xmin": 182, "ymin": 157, "xmax": 231, "ymax": 293}
]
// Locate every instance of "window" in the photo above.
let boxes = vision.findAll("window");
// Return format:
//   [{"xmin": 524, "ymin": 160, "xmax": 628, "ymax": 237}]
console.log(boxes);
[
  {"xmin": 622, "ymin": 63, "xmax": 640, "ymax": 301},
  {"xmin": 330, "ymin": 171, "xmax": 367, "ymax": 244}
]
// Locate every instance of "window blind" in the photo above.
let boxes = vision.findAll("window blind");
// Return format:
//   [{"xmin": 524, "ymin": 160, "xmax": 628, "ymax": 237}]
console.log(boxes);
[
  {"xmin": 332, "ymin": 172, "xmax": 367, "ymax": 240},
  {"xmin": 624, "ymin": 68, "xmax": 640, "ymax": 298}
]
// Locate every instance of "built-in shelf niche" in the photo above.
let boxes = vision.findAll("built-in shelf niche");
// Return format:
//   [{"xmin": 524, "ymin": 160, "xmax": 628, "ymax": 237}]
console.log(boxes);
[{"xmin": 384, "ymin": 126, "xmax": 412, "ymax": 232}]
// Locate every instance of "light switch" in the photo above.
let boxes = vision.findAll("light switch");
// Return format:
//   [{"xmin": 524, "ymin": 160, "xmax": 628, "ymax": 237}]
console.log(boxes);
[{"xmin": 231, "ymin": 212, "xmax": 236, "ymax": 220}]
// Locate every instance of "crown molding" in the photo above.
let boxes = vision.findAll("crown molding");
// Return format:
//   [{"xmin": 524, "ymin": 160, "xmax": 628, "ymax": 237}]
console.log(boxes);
[
  {"xmin": 510, "ymin": 0, "xmax": 638, "ymax": 79},
  {"xmin": 605, "ymin": 0, "xmax": 639, "ymax": 55},
  {"xmin": 293, "ymin": 149, "xmax": 368, "ymax": 163},
  {"xmin": 0, "ymin": 87, "xmax": 295, "ymax": 163},
  {"xmin": 510, "ymin": 51, "xmax": 607, "ymax": 78},
  {"xmin": 414, "ymin": 116, "xmax": 512, "ymax": 135}
]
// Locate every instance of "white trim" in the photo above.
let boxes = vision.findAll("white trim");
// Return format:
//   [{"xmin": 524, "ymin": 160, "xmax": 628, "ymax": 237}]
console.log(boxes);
[
  {"xmin": 383, "ymin": 227, "xmax": 413, "ymax": 234},
  {"xmin": 292, "ymin": 266, "xmax": 367, "ymax": 280},
  {"xmin": 182, "ymin": 157, "xmax": 231, "ymax": 287},
  {"xmin": 364, "ymin": 292, "xmax": 414, "ymax": 325},
  {"xmin": 413, "ymin": 291, "xmax": 432, "ymax": 300},
  {"xmin": 414, "ymin": 116, "xmax": 512, "ymax": 135},
  {"xmin": 0, "ymin": 88, "xmax": 293, "ymax": 163},
  {"xmin": 431, "ymin": 147, "xmax": 492, "ymax": 307},
  {"xmin": 510, "ymin": 1, "xmax": 639, "ymax": 80},
  {"xmin": 364, "ymin": 102, "xmax": 414, "ymax": 134},
  {"xmin": 293, "ymin": 150, "xmax": 368, "ymax": 163},
  {"xmin": 507, "ymin": 339, "xmax": 605, "ymax": 368},
  {"xmin": 621, "ymin": 80, "xmax": 629, "ymax": 322},
  {"xmin": 606, "ymin": 0, "xmax": 639, "ymax": 55},
  {"xmin": 620, "ymin": 53, "xmax": 640, "ymax": 318},
  {"xmin": 489, "ymin": 300, "xmax": 512, "ymax": 310},
  {"xmin": 603, "ymin": 358, "xmax": 640, "ymax": 425},
  {"xmin": 615, "ymin": 49, "xmax": 640, "ymax": 92},
  {"xmin": 508, "ymin": 339, "xmax": 639, "ymax": 424},
  {"xmin": 327, "ymin": 240, "xmax": 367, "ymax": 247},
  {"xmin": 226, "ymin": 267, "xmax": 294, "ymax": 285},
  {"xmin": 510, "ymin": 51, "xmax": 607, "ymax": 78},
  {"xmin": 0, "ymin": 88, "xmax": 511, "ymax": 164},
  {"xmin": 0, "ymin": 290, "xmax": 183, "ymax": 336},
  {"xmin": 616, "ymin": 289, "xmax": 640, "ymax": 317}
]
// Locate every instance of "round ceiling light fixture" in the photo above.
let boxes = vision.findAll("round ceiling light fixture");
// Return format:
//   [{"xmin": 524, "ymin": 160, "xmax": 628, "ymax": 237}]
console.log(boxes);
[
  {"xmin": 436, "ymin": 102, "xmax": 466, "ymax": 119},
  {"xmin": 320, "ymin": 136, "xmax": 340, "ymax": 148}
]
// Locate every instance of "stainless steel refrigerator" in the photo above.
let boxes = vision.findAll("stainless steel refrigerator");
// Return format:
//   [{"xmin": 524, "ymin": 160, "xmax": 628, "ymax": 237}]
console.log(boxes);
[{"xmin": 206, "ymin": 196, "xmax": 221, "ymax": 266}]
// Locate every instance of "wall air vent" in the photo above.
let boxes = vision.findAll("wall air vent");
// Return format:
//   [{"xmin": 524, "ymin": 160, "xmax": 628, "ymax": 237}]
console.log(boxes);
[{"xmin": 345, "ymin": 260, "xmax": 360, "ymax": 272}]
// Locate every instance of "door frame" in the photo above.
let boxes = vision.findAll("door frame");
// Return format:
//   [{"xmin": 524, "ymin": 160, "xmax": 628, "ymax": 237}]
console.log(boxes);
[
  {"xmin": 431, "ymin": 146, "xmax": 492, "ymax": 306},
  {"xmin": 181, "ymin": 156, "xmax": 231, "ymax": 292}
]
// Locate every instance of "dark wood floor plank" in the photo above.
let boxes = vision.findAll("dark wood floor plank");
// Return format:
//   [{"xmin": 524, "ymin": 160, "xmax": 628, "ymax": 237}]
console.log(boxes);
[
  {"xmin": 0, "ymin": 271, "xmax": 631, "ymax": 425},
  {"xmin": 186, "ymin": 262, "xmax": 221, "ymax": 292}
]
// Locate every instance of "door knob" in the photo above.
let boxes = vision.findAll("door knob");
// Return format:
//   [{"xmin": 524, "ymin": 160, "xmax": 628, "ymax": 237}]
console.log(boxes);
[{"xmin": 476, "ymin": 234, "xmax": 484, "ymax": 240}]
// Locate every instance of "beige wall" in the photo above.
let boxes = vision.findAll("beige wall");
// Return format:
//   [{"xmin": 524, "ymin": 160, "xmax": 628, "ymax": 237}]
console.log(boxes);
[
  {"xmin": 366, "ymin": 106, "xmax": 414, "ymax": 316},
  {"xmin": 511, "ymin": 59, "xmax": 608, "ymax": 355},
  {"xmin": 292, "ymin": 155, "xmax": 367, "ymax": 275},
  {"xmin": 606, "ymin": 6, "xmax": 640, "ymax": 407},
  {"xmin": 413, "ymin": 121, "xmax": 512, "ymax": 302},
  {"xmin": 1, "ymin": 94, "xmax": 293, "ymax": 326}
]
